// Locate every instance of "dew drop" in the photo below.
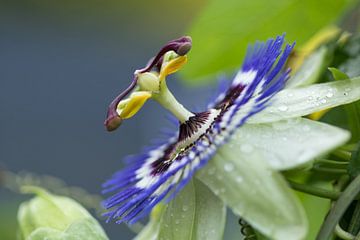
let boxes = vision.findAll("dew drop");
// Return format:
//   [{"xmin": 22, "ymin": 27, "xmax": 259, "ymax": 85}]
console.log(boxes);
[
  {"xmin": 326, "ymin": 92, "xmax": 334, "ymax": 98},
  {"xmin": 236, "ymin": 176, "xmax": 243, "ymax": 183},
  {"xmin": 224, "ymin": 163, "xmax": 234, "ymax": 172},
  {"xmin": 277, "ymin": 105, "xmax": 288, "ymax": 112},
  {"xmin": 345, "ymin": 87, "xmax": 351, "ymax": 92},
  {"xmin": 182, "ymin": 205, "xmax": 189, "ymax": 211},
  {"xmin": 344, "ymin": 92, "xmax": 349, "ymax": 96},
  {"xmin": 307, "ymin": 96, "xmax": 314, "ymax": 101},
  {"xmin": 320, "ymin": 99, "xmax": 327, "ymax": 104}
]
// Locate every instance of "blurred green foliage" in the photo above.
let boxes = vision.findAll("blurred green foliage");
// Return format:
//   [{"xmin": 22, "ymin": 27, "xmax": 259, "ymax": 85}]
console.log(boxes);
[
  {"xmin": 182, "ymin": 0, "xmax": 357, "ymax": 84},
  {"xmin": 0, "ymin": 199, "xmax": 20, "ymax": 240}
]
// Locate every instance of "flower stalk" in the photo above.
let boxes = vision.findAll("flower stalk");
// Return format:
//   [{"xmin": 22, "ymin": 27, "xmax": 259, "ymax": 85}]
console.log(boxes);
[{"xmin": 316, "ymin": 174, "xmax": 360, "ymax": 240}]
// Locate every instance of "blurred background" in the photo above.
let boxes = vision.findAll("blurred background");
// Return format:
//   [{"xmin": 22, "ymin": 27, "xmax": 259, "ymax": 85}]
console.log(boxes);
[
  {"xmin": 0, "ymin": 0, "xmax": 215, "ymax": 239},
  {"xmin": 1, "ymin": 0, "xmax": 359, "ymax": 239}
]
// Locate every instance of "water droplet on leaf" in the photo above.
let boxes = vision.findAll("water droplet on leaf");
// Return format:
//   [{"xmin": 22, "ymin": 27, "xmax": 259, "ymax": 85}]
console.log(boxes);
[
  {"xmin": 224, "ymin": 163, "xmax": 234, "ymax": 172},
  {"xmin": 278, "ymin": 105, "xmax": 288, "ymax": 112}
]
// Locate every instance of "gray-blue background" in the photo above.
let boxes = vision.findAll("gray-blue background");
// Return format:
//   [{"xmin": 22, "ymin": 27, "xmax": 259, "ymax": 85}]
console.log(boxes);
[{"xmin": 0, "ymin": 1, "xmax": 243, "ymax": 239}]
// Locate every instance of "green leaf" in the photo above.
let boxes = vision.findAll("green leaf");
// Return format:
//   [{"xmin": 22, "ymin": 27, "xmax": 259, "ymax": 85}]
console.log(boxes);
[
  {"xmin": 197, "ymin": 146, "xmax": 308, "ymax": 240},
  {"xmin": 134, "ymin": 205, "xmax": 166, "ymax": 240},
  {"xmin": 17, "ymin": 186, "xmax": 109, "ymax": 240},
  {"xmin": 158, "ymin": 179, "xmax": 226, "ymax": 240},
  {"xmin": 329, "ymin": 67, "xmax": 349, "ymax": 80},
  {"xmin": 27, "ymin": 219, "xmax": 109, "ymax": 240},
  {"xmin": 247, "ymin": 77, "xmax": 360, "ymax": 124},
  {"xmin": 231, "ymin": 118, "xmax": 350, "ymax": 170},
  {"xmin": 329, "ymin": 67, "xmax": 360, "ymax": 142},
  {"xmin": 182, "ymin": 0, "xmax": 356, "ymax": 83},
  {"xmin": 348, "ymin": 142, "xmax": 360, "ymax": 178}
]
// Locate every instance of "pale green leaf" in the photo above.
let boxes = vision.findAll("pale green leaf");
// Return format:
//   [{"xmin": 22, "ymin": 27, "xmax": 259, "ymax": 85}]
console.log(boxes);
[
  {"xmin": 158, "ymin": 179, "xmax": 226, "ymax": 240},
  {"xmin": 27, "ymin": 227, "xmax": 64, "ymax": 240},
  {"xmin": 329, "ymin": 67, "xmax": 350, "ymax": 80},
  {"xmin": 247, "ymin": 77, "xmax": 360, "ymax": 123},
  {"xmin": 287, "ymin": 47, "xmax": 328, "ymax": 88},
  {"xmin": 17, "ymin": 186, "xmax": 109, "ymax": 240},
  {"xmin": 197, "ymin": 147, "xmax": 308, "ymax": 240},
  {"xmin": 64, "ymin": 218, "xmax": 109, "ymax": 240},
  {"xmin": 231, "ymin": 118, "xmax": 350, "ymax": 170},
  {"xmin": 134, "ymin": 205, "xmax": 166, "ymax": 240},
  {"xmin": 182, "ymin": 0, "xmax": 356, "ymax": 83},
  {"xmin": 330, "ymin": 67, "xmax": 360, "ymax": 142},
  {"xmin": 296, "ymin": 185, "xmax": 332, "ymax": 240}
]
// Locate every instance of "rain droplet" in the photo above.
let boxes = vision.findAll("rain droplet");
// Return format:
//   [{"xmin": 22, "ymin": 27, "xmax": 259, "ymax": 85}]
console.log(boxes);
[
  {"xmin": 344, "ymin": 92, "xmax": 349, "ymax": 96},
  {"xmin": 307, "ymin": 96, "xmax": 314, "ymax": 101},
  {"xmin": 175, "ymin": 219, "xmax": 180, "ymax": 224},
  {"xmin": 326, "ymin": 92, "xmax": 334, "ymax": 98},
  {"xmin": 345, "ymin": 88, "xmax": 351, "ymax": 92},
  {"xmin": 277, "ymin": 105, "xmax": 288, "ymax": 112},
  {"xmin": 320, "ymin": 99, "xmax": 327, "ymax": 104},
  {"xmin": 287, "ymin": 93, "xmax": 294, "ymax": 97},
  {"xmin": 224, "ymin": 163, "xmax": 234, "ymax": 172},
  {"xmin": 182, "ymin": 205, "xmax": 189, "ymax": 211},
  {"xmin": 236, "ymin": 176, "xmax": 243, "ymax": 183}
]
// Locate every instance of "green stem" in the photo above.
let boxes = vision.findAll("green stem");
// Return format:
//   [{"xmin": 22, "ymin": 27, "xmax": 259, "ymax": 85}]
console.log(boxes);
[
  {"xmin": 348, "ymin": 200, "xmax": 360, "ymax": 235},
  {"xmin": 335, "ymin": 224, "xmax": 354, "ymax": 240},
  {"xmin": 333, "ymin": 149, "xmax": 352, "ymax": 161},
  {"xmin": 152, "ymin": 80, "xmax": 194, "ymax": 123},
  {"xmin": 312, "ymin": 166, "xmax": 348, "ymax": 174},
  {"xmin": 316, "ymin": 175, "xmax": 360, "ymax": 240},
  {"xmin": 314, "ymin": 159, "xmax": 349, "ymax": 169},
  {"xmin": 288, "ymin": 180, "xmax": 340, "ymax": 200}
]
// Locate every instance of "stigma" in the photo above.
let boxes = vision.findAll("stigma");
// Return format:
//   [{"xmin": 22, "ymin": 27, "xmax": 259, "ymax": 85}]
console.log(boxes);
[{"xmin": 104, "ymin": 36, "xmax": 194, "ymax": 131}]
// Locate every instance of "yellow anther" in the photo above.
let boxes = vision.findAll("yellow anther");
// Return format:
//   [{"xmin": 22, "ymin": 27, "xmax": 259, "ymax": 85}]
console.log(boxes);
[
  {"xmin": 308, "ymin": 109, "xmax": 330, "ymax": 120},
  {"xmin": 118, "ymin": 91, "xmax": 152, "ymax": 119},
  {"xmin": 159, "ymin": 55, "xmax": 187, "ymax": 81}
]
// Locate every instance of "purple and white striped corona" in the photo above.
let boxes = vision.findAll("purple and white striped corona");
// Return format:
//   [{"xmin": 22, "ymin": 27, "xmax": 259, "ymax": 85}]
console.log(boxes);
[{"xmin": 102, "ymin": 35, "xmax": 295, "ymax": 224}]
